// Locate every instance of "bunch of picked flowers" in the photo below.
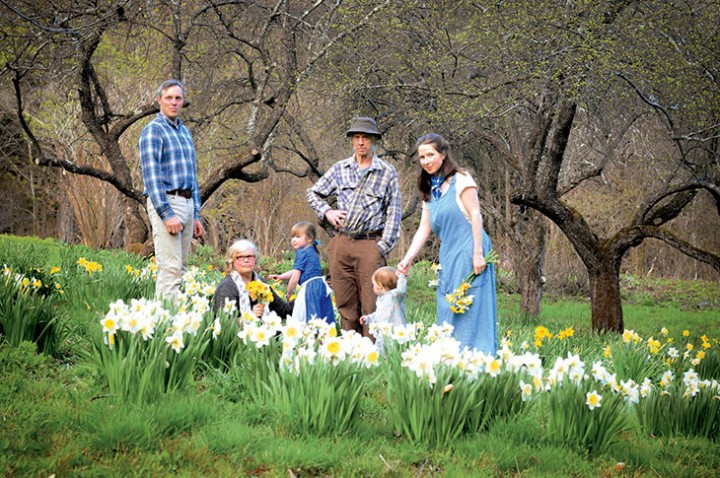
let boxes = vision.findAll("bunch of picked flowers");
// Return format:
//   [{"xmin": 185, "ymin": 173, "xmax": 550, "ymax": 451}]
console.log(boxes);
[
  {"xmin": 246, "ymin": 280, "xmax": 274, "ymax": 303},
  {"xmin": 445, "ymin": 249, "xmax": 498, "ymax": 314}
]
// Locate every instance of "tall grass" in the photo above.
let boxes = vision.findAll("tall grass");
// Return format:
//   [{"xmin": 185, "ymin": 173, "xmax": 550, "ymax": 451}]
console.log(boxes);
[
  {"xmin": 636, "ymin": 377, "xmax": 720, "ymax": 441},
  {"xmin": 544, "ymin": 376, "xmax": 632, "ymax": 456},
  {"xmin": 268, "ymin": 358, "xmax": 374, "ymax": 436}
]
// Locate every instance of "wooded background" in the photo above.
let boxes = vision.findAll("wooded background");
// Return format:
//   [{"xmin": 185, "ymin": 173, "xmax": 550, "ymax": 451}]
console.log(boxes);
[{"xmin": 1, "ymin": 0, "xmax": 718, "ymax": 332}]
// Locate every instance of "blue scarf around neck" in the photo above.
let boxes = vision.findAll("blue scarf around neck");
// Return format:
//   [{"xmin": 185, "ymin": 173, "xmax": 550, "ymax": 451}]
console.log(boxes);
[{"xmin": 430, "ymin": 174, "xmax": 444, "ymax": 200}]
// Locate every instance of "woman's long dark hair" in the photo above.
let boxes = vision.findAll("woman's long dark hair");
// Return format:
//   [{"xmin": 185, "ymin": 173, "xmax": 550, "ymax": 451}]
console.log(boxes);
[{"xmin": 415, "ymin": 133, "xmax": 463, "ymax": 202}]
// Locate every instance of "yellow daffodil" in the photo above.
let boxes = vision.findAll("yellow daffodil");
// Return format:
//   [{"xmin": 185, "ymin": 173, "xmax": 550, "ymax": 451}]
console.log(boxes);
[{"xmin": 246, "ymin": 280, "xmax": 274, "ymax": 303}]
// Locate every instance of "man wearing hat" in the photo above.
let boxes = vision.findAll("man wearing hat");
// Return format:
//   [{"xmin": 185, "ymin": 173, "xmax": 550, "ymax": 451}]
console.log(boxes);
[{"xmin": 307, "ymin": 116, "xmax": 402, "ymax": 336}]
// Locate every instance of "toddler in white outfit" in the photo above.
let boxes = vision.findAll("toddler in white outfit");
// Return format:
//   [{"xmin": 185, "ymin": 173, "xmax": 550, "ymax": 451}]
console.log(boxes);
[{"xmin": 360, "ymin": 266, "xmax": 407, "ymax": 353}]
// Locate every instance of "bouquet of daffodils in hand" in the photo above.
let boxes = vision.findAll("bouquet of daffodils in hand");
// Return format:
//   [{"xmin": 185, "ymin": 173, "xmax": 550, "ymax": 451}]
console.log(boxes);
[
  {"xmin": 246, "ymin": 280, "xmax": 274, "ymax": 304},
  {"xmin": 445, "ymin": 249, "xmax": 498, "ymax": 314}
]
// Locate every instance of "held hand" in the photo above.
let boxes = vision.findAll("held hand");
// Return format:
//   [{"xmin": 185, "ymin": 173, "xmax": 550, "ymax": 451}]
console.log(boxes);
[
  {"xmin": 193, "ymin": 219, "xmax": 204, "ymax": 238},
  {"xmin": 164, "ymin": 217, "xmax": 183, "ymax": 235},
  {"xmin": 397, "ymin": 258, "xmax": 412, "ymax": 276},
  {"xmin": 267, "ymin": 274, "xmax": 278, "ymax": 281},
  {"xmin": 325, "ymin": 209, "xmax": 347, "ymax": 229},
  {"xmin": 359, "ymin": 316, "xmax": 366, "ymax": 325}
]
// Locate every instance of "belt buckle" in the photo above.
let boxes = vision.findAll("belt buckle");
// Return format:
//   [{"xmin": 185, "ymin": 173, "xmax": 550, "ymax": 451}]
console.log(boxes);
[{"xmin": 342, "ymin": 231, "xmax": 358, "ymax": 241}]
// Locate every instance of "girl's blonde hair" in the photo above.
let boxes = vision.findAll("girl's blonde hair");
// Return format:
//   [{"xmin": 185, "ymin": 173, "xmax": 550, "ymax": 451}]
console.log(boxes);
[
  {"xmin": 291, "ymin": 221, "xmax": 317, "ymax": 242},
  {"xmin": 372, "ymin": 266, "xmax": 398, "ymax": 290}
]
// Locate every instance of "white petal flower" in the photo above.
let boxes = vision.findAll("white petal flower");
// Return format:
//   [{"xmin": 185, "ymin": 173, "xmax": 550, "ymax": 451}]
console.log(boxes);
[
  {"xmin": 166, "ymin": 333, "xmax": 185, "ymax": 353},
  {"xmin": 586, "ymin": 390, "xmax": 602, "ymax": 410}
]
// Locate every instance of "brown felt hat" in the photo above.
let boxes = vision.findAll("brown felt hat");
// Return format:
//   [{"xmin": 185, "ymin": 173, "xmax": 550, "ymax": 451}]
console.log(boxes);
[{"xmin": 346, "ymin": 116, "xmax": 382, "ymax": 139}]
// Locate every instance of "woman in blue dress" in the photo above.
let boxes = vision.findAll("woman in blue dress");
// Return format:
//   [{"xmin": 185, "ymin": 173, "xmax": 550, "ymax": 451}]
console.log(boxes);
[
  {"xmin": 398, "ymin": 133, "xmax": 497, "ymax": 354},
  {"xmin": 270, "ymin": 222, "xmax": 335, "ymax": 324}
]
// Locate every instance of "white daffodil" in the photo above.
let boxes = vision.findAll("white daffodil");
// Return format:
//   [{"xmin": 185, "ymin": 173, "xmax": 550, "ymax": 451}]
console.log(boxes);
[
  {"xmin": 519, "ymin": 380, "xmax": 533, "ymax": 401},
  {"xmin": 586, "ymin": 390, "xmax": 602, "ymax": 410},
  {"xmin": 211, "ymin": 318, "xmax": 221, "ymax": 339},
  {"xmin": 166, "ymin": 333, "xmax": 185, "ymax": 353}
]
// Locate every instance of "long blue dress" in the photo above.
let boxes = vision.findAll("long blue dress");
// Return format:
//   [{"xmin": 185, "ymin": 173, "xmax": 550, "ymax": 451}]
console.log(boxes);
[
  {"xmin": 294, "ymin": 246, "xmax": 335, "ymax": 324},
  {"xmin": 429, "ymin": 175, "xmax": 498, "ymax": 354}
]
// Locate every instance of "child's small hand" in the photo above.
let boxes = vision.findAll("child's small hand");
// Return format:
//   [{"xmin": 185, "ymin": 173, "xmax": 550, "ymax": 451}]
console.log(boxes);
[{"xmin": 268, "ymin": 274, "xmax": 279, "ymax": 281}]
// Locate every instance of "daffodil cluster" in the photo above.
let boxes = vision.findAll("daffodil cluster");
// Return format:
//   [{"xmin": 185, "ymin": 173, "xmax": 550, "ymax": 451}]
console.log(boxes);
[
  {"xmin": 3, "ymin": 265, "xmax": 44, "ymax": 291},
  {"xmin": 181, "ymin": 266, "xmax": 219, "ymax": 297},
  {"xmin": 445, "ymin": 278, "xmax": 474, "ymax": 314},
  {"xmin": 367, "ymin": 321, "xmax": 423, "ymax": 351},
  {"xmin": 531, "ymin": 325, "xmax": 575, "ymax": 348},
  {"xmin": 2, "ymin": 264, "xmax": 63, "ymax": 296},
  {"xmin": 101, "ymin": 295, "xmax": 210, "ymax": 352},
  {"xmin": 234, "ymin": 310, "xmax": 379, "ymax": 372},
  {"xmin": 124, "ymin": 259, "xmax": 157, "ymax": 283},
  {"xmin": 246, "ymin": 279, "xmax": 274, "ymax": 303},
  {"xmin": 379, "ymin": 322, "xmax": 530, "ymax": 387},
  {"xmin": 444, "ymin": 249, "xmax": 499, "ymax": 314},
  {"xmin": 78, "ymin": 257, "xmax": 103, "ymax": 274}
]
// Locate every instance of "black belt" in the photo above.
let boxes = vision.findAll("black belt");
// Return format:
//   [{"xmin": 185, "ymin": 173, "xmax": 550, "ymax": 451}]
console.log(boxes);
[
  {"xmin": 167, "ymin": 189, "xmax": 192, "ymax": 199},
  {"xmin": 340, "ymin": 230, "xmax": 383, "ymax": 240}
]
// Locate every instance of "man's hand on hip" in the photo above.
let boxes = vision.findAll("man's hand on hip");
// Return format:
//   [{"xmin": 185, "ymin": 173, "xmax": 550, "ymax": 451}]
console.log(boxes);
[{"xmin": 325, "ymin": 209, "xmax": 347, "ymax": 229}]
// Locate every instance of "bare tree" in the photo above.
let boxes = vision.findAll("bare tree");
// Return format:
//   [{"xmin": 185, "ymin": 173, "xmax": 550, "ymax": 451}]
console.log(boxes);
[
  {"xmin": 491, "ymin": 0, "xmax": 720, "ymax": 331},
  {"xmin": 0, "ymin": 0, "xmax": 390, "ymax": 245}
]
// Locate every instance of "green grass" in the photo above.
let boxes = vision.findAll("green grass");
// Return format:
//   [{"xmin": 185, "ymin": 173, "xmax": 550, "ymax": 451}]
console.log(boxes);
[{"xmin": 2, "ymin": 234, "xmax": 720, "ymax": 477}]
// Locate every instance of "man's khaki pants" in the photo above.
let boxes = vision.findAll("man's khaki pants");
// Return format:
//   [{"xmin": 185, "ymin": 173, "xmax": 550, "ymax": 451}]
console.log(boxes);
[{"xmin": 147, "ymin": 196, "xmax": 194, "ymax": 300}]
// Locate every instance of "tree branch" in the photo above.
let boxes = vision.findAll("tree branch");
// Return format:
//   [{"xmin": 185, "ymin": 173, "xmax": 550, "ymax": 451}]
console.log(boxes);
[{"xmin": 640, "ymin": 226, "xmax": 720, "ymax": 273}]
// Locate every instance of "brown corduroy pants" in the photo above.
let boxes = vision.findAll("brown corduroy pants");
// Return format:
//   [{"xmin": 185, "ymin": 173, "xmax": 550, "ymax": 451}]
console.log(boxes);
[{"xmin": 327, "ymin": 233, "xmax": 386, "ymax": 337}]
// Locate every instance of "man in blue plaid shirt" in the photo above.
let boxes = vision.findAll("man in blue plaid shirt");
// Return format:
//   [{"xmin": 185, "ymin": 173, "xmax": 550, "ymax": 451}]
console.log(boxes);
[
  {"xmin": 139, "ymin": 79, "xmax": 204, "ymax": 299},
  {"xmin": 307, "ymin": 117, "xmax": 402, "ymax": 337}
]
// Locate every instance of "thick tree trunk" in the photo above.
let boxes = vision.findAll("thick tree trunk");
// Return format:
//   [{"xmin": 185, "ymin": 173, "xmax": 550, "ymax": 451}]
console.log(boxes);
[
  {"xmin": 589, "ymin": 263, "xmax": 624, "ymax": 333},
  {"xmin": 518, "ymin": 261, "xmax": 544, "ymax": 317}
]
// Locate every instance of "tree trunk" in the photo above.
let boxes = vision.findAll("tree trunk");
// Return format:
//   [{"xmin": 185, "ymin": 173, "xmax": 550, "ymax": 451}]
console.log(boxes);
[
  {"xmin": 589, "ymin": 262, "xmax": 624, "ymax": 333},
  {"xmin": 514, "ymin": 211, "xmax": 547, "ymax": 318},
  {"xmin": 123, "ymin": 197, "xmax": 148, "ymax": 245}
]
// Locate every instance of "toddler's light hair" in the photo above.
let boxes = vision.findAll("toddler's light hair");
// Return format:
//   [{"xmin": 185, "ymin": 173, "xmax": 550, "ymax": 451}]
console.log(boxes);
[{"xmin": 373, "ymin": 266, "xmax": 398, "ymax": 291}]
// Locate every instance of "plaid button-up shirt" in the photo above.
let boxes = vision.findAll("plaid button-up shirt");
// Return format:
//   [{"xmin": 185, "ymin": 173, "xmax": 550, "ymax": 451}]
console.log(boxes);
[
  {"xmin": 139, "ymin": 113, "xmax": 201, "ymax": 221},
  {"xmin": 307, "ymin": 155, "xmax": 402, "ymax": 255}
]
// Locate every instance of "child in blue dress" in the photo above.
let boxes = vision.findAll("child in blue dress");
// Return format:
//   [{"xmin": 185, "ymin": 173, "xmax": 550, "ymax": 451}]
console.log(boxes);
[
  {"xmin": 360, "ymin": 266, "xmax": 407, "ymax": 352},
  {"xmin": 269, "ymin": 222, "xmax": 335, "ymax": 323}
]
